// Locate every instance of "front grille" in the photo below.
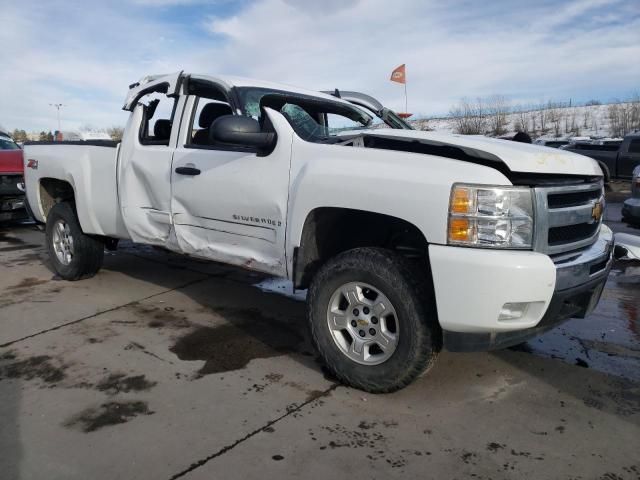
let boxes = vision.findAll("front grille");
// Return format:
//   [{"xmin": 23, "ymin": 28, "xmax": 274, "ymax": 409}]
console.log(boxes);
[
  {"xmin": 0, "ymin": 175, "xmax": 24, "ymax": 196},
  {"xmin": 547, "ymin": 189, "xmax": 601, "ymax": 208},
  {"xmin": 548, "ymin": 223, "xmax": 599, "ymax": 245},
  {"xmin": 533, "ymin": 181, "xmax": 604, "ymax": 255}
]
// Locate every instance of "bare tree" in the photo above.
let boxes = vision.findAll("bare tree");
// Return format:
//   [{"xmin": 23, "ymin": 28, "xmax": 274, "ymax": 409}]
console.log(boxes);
[
  {"xmin": 107, "ymin": 126, "xmax": 125, "ymax": 141},
  {"xmin": 538, "ymin": 103, "xmax": 548, "ymax": 134},
  {"xmin": 513, "ymin": 106, "xmax": 531, "ymax": 133},
  {"xmin": 486, "ymin": 95, "xmax": 510, "ymax": 136},
  {"xmin": 607, "ymin": 98, "xmax": 640, "ymax": 137},
  {"xmin": 529, "ymin": 107, "xmax": 537, "ymax": 134},
  {"xmin": 582, "ymin": 109, "xmax": 591, "ymax": 129},
  {"xmin": 449, "ymin": 97, "xmax": 487, "ymax": 135},
  {"xmin": 547, "ymin": 101, "xmax": 563, "ymax": 137},
  {"xmin": 564, "ymin": 108, "xmax": 579, "ymax": 136},
  {"xmin": 11, "ymin": 129, "xmax": 28, "ymax": 143}
]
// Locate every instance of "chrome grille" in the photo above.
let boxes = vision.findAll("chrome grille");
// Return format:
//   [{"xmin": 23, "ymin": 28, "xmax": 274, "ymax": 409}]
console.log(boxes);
[{"xmin": 533, "ymin": 181, "xmax": 604, "ymax": 255}]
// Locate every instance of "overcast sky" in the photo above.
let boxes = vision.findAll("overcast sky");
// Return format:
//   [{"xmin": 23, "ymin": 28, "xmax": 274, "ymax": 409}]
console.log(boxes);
[{"xmin": 1, "ymin": 0, "xmax": 639, "ymax": 132}]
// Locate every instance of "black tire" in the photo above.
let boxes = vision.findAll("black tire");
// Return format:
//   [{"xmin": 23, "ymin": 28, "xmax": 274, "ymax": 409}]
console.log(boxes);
[
  {"xmin": 308, "ymin": 247, "xmax": 441, "ymax": 393},
  {"xmin": 45, "ymin": 202, "xmax": 104, "ymax": 280}
]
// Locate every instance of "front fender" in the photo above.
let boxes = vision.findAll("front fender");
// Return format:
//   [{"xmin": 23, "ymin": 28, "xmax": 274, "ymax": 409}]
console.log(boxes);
[{"xmin": 285, "ymin": 136, "xmax": 511, "ymax": 270}]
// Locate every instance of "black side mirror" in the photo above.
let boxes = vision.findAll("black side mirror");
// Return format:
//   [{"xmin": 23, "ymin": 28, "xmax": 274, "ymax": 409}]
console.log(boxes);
[{"xmin": 210, "ymin": 115, "xmax": 276, "ymax": 150}]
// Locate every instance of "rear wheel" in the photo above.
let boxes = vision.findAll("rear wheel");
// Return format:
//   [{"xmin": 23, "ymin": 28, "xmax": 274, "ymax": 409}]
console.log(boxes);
[
  {"xmin": 46, "ymin": 202, "xmax": 104, "ymax": 280},
  {"xmin": 308, "ymin": 247, "xmax": 440, "ymax": 393}
]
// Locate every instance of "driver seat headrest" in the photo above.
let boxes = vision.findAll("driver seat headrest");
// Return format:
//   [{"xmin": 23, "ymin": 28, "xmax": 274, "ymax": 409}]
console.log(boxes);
[
  {"xmin": 199, "ymin": 103, "xmax": 233, "ymax": 128},
  {"xmin": 153, "ymin": 119, "xmax": 172, "ymax": 140}
]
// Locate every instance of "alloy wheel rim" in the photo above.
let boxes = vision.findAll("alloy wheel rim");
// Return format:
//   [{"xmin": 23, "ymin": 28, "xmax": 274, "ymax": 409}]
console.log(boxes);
[
  {"xmin": 52, "ymin": 219, "xmax": 74, "ymax": 265},
  {"xmin": 326, "ymin": 281, "xmax": 399, "ymax": 365}
]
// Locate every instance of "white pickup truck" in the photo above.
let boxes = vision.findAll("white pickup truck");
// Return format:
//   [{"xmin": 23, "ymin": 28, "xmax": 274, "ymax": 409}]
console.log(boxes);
[{"xmin": 24, "ymin": 72, "xmax": 613, "ymax": 392}]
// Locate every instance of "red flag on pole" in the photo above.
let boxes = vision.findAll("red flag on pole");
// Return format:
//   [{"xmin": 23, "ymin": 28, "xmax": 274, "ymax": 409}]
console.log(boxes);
[{"xmin": 390, "ymin": 64, "xmax": 406, "ymax": 84}]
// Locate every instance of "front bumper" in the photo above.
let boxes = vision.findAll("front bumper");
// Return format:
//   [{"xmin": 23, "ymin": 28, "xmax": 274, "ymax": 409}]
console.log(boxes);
[
  {"xmin": 0, "ymin": 197, "xmax": 28, "ymax": 221},
  {"xmin": 0, "ymin": 174, "xmax": 27, "ymax": 221},
  {"xmin": 429, "ymin": 225, "xmax": 613, "ymax": 352}
]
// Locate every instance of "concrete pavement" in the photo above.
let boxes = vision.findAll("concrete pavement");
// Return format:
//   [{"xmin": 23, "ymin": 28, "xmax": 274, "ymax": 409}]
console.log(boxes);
[{"xmin": 1, "ymin": 220, "xmax": 639, "ymax": 480}]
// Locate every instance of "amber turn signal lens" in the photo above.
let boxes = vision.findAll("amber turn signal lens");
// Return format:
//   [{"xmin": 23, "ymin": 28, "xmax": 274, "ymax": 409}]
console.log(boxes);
[
  {"xmin": 449, "ymin": 218, "xmax": 472, "ymax": 242},
  {"xmin": 451, "ymin": 187, "xmax": 473, "ymax": 214}
]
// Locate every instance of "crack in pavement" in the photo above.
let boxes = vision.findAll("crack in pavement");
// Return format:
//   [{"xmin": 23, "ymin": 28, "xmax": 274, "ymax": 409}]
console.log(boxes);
[
  {"xmin": 0, "ymin": 276, "xmax": 209, "ymax": 348},
  {"xmin": 167, "ymin": 384, "xmax": 339, "ymax": 480}
]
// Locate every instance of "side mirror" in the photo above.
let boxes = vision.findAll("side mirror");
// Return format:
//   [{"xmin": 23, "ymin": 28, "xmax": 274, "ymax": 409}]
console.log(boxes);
[{"xmin": 210, "ymin": 115, "xmax": 276, "ymax": 149}]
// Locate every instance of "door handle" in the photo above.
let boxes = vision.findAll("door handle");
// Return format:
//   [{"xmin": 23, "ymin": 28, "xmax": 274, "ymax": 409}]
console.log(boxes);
[{"xmin": 175, "ymin": 166, "xmax": 201, "ymax": 175}]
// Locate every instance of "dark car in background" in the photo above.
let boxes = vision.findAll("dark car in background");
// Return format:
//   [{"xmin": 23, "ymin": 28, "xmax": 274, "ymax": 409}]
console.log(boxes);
[
  {"xmin": 533, "ymin": 139, "xmax": 570, "ymax": 148},
  {"xmin": 0, "ymin": 131, "xmax": 28, "ymax": 222},
  {"xmin": 622, "ymin": 165, "xmax": 640, "ymax": 224},
  {"xmin": 564, "ymin": 133, "xmax": 640, "ymax": 181}
]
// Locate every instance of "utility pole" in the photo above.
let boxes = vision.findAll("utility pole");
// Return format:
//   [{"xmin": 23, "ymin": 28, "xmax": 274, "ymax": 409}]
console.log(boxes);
[{"xmin": 49, "ymin": 103, "xmax": 64, "ymax": 134}]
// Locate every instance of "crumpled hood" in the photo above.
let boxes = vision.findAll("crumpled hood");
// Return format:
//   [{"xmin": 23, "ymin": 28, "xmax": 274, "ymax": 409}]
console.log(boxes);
[{"xmin": 357, "ymin": 129, "xmax": 602, "ymax": 177}]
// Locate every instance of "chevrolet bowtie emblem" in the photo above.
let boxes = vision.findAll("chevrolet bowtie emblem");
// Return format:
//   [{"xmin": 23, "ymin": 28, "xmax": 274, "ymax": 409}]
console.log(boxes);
[{"xmin": 591, "ymin": 201, "xmax": 603, "ymax": 222}]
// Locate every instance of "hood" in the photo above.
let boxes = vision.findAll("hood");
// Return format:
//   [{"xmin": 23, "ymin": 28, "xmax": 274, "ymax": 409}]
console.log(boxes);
[
  {"xmin": 0, "ymin": 150, "xmax": 24, "ymax": 174},
  {"xmin": 357, "ymin": 129, "xmax": 602, "ymax": 177}
]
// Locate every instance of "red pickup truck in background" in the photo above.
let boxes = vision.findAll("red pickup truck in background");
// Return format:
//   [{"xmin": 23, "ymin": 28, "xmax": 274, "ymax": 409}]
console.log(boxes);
[{"xmin": 0, "ymin": 131, "xmax": 28, "ymax": 222}]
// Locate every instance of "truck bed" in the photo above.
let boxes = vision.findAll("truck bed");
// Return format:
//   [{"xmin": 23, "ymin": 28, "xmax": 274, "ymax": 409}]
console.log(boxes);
[{"xmin": 23, "ymin": 142, "xmax": 129, "ymax": 238}]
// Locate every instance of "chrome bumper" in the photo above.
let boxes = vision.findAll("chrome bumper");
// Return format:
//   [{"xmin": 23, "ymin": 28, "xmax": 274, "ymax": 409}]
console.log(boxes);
[{"xmin": 553, "ymin": 224, "xmax": 613, "ymax": 291}]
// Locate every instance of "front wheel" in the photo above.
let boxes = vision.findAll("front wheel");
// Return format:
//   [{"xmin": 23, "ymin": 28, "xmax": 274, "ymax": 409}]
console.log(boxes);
[
  {"xmin": 45, "ymin": 202, "xmax": 104, "ymax": 280},
  {"xmin": 308, "ymin": 247, "xmax": 441, "ymax": 393}
]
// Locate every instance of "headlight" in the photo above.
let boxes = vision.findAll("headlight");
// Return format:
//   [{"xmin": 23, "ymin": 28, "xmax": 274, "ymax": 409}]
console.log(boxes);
[{"xmin": 448, "ymin": 184, "xmax": 534, "ymax": 248}]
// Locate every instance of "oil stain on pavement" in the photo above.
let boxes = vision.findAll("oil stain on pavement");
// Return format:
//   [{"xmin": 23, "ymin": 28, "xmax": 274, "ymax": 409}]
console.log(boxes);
[
  {"xmin": 64, "ymin": 401, "xmax": 155, "ymax": 433},
  {"xmin": 170, "ymin": 307, "xmax": 303, "ymax": 376},
  {"xmin": 96, "ymin": 373, "xmax": 158, "ymax": 395},
  {"xmin": 0, "ymin": 352, "xmax": 66, "ymax": 385}
]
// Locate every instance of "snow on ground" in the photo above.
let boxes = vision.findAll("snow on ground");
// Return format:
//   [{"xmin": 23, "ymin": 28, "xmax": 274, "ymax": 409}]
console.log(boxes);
[{"xmin": 407, "ymin": 102, "xmax": 633, "ymax": 140}]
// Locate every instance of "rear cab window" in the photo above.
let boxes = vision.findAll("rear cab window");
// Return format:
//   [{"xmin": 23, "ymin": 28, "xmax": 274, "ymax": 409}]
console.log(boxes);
[
  {"xmin": 628, "ymin": 139, "xmax": 640, "ymax": 154},
  {"xmin": 138, "ymin": 90, "xmax": 177, "ymax": 146}
]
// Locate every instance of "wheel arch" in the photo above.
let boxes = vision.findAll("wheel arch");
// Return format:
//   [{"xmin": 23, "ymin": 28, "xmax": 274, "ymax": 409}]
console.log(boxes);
[
  {"xmin": 293, "ymin": 207, "xmax": 431, "ymax": 290},
  {"xmin": 38, "ymin": 177, "xmax": 76, "ymax": 220}
]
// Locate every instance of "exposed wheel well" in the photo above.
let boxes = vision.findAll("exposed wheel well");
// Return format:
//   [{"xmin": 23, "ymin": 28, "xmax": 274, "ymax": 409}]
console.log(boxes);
[
  {"xmin": 293, "ymin": 207, "xmax": 429, "ymax": 289},
  {"xmin": 39, "ymin": 178, "xmax": 75, "ymax": 219}
]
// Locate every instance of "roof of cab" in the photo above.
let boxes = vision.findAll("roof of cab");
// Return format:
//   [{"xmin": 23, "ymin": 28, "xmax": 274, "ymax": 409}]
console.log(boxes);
[
  {"xmin": 124, "ymin": 71, "xmax": 355, "ymax": 110},
  {"xmin": 191, "ymin": 73, "xmax": 356, "ymax": 105}
]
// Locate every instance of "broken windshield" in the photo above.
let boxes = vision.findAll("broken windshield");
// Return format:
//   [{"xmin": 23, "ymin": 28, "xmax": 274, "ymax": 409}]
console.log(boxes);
[{"xmin": 235, "ymin": 87, "xmax": 373, "ymax": 142}]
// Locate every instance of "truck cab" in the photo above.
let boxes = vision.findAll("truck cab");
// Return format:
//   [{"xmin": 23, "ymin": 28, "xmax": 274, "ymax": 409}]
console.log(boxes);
[{"xmin": 565, "ymin": 133, "xmax": 640, "ymax": 180}]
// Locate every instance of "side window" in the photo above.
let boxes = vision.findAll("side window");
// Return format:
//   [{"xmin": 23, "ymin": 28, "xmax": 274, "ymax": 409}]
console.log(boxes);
[
  {"xmin": 628, "ymin": 139, "xmax": 640, "ymax": 154},
  {"xmin": 188, "ymin": 98, "xmax": 233, "ymax": 146},
  {"xmin": 326, "ymin": 113, "xmax": 367, "ymax": 134},
  {"xmin": 139, "ymin": 91, "xmax": 177, "ymax": 146},
  {"xmin": 281, "ymin": 103, "xmax": 326, "ymax": 141}
]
